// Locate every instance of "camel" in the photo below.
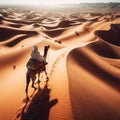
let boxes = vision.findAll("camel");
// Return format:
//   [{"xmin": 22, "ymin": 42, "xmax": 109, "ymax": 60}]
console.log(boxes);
[{"xmin": 25, "ymin": 45, "xmax": 50, "ymax": 99}]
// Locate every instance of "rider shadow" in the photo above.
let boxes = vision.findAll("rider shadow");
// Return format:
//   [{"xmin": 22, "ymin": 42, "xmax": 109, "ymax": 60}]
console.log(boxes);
[{"xmin": 21, "ymin": 81, "xmax": 58, "ymax": 120}]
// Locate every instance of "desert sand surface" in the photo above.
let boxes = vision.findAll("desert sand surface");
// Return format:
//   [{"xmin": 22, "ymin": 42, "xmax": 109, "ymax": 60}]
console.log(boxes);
[{"xmin": 0, "ymin": 3, "xmax": 120, "ymax": 120}]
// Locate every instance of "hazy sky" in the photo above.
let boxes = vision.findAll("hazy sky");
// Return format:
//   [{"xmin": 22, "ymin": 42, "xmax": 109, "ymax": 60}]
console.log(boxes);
[{"xmin": 1, "ymin": 0, "xmax": 120, "ymax": 5}]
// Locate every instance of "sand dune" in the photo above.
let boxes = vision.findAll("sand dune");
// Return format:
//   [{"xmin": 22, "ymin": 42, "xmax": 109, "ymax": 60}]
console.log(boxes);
[
  {"xmin": 0, "ymin": 26, "xmax": 38, "ymax": 42},
  {"xmin": 95, "ymin": 24, "xmax": 120, "ymax": 46},
  {"xmin": 43, "ymin": 28, "xmax": 66, "ymax": 38},
  {"xmin": 0, "ymin": 5, "xmax": 120, "ymax": 120},
  {"xmin": 67, "ymin": 47, "xmax": 120, "ymax": 120},
  {"xmin": 86, "ymin": 40, "xmax": 120, "ymax": 58}
]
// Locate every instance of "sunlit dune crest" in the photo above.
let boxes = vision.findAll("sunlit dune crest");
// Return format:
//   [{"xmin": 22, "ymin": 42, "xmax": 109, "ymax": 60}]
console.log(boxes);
[{"xmin": 0, "ymin": 3, "xmax": 120, "ymax": 120}]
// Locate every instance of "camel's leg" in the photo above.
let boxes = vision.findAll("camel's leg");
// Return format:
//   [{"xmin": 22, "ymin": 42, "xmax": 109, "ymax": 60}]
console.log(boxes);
[
  {"xmin": 38, "ymin": 73, "xmax": 41, "ymax": 84},
  {"xmin": 31, "ymin": 75, "xmax": 37, "ymax": 90},
  {"xmin": 25, "ymin": 73, "xmax": 30, "ymax": 99},
  {"xmin": 44, "ymin": 69, "xmax": 49, "ymax": 80}
]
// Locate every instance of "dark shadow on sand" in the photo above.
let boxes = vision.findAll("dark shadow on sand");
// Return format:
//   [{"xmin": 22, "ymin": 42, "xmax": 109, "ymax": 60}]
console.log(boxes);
[
  {"xmin": 70, "ymin": 48, "xmax": 120, "ymax": 91},
  {"xmin": 21, "ymin": 81, "xmax": 58, "ymax": 120},
  {"xmin": 6, "ymin": 35, "xmax": 32, "ymax": 47}
]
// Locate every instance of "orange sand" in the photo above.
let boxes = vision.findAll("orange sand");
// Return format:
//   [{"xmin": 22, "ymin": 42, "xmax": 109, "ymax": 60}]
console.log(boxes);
[{"xmin": 0, "ymin": 5, "xmax": 120, "ymax": 120}]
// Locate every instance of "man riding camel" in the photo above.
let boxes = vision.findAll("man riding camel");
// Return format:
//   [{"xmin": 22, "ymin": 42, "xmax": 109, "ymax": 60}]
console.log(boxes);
[
  {"xmin": 27, "ymin": 45, "xmax": 44, "ymax": 71},
  {"xmin": 31, "ymin": 45, "xmax": 44, "ymax": 62},
  {"xmin": 25, "ymin": 45, "xmax": 50, "ymax": 99}
]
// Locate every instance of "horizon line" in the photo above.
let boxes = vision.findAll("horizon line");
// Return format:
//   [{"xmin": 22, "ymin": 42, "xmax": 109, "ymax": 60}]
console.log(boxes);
[{"xmin": 0, "ymin": 2, "xmax": 120, "ymax": 6}]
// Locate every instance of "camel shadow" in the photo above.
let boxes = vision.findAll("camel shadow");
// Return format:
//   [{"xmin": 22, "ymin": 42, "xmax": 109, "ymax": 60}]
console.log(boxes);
[{"xmin": 21, "ymin": 81, "xmax": 58, "ymax": 120}]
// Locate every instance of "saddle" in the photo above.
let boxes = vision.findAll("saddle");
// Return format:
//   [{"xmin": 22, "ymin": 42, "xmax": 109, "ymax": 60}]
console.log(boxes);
[{"xmin": 26, "ymin": 58, "xmax": 43, "ymax": 71}]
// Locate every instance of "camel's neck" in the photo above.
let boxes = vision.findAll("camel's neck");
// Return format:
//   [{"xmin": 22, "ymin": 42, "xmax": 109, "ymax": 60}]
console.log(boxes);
[{"xmin": 43, "ymin": 45, "xmax": 50, "ymax": 60}]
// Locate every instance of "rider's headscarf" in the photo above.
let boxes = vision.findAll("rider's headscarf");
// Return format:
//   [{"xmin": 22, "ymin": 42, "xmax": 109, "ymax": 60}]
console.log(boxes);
[{"xmin": 34, "ymin": 45, "xmax": 38, "ymax": 51}]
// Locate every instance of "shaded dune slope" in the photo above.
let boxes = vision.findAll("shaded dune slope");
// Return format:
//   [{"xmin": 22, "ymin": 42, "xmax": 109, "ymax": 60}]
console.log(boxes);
[
  {"xmin": 9, "ymin": 23, "xmax": 24, "ymax": 28},
  {"xmin": 42, "ymin": 20, "xmax": 77, "ymax": 29},
  {"xmin": 57, "ymin": 20, "xmax": 78, "ymax": 28},
  {"xmin": 0, "ymin": 26, "xmax": 38, "ymax": 42},
  {"xmin": 95, "ymin": 24, "xmax": 120, "ymax": 46},
  {"xmin": 42, "ymin": 20, "xmax": 81, "ymax": 37},
  {"xmin": 67, "ymin": 47, "xmax": 120, "ymax": 120},
  {"xmin": 5, "ymin": 35, "xmax": 32, "ymax": 47},
  {"xmin": 43, "ymin": 28, "xmax": 66, "ymax": 38},
  {"xmin": 86, "ymin": 40, "xmax": 120, "ymax": 59},
  {"xmin": 1, "ymin": 16, "xmax": 37, "ymax": 24},
  {"xmin": 68, "ymin": 46, "xmax": 120, "ymax": 90}
]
